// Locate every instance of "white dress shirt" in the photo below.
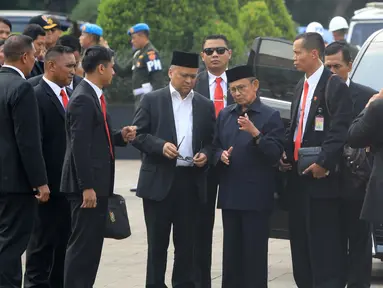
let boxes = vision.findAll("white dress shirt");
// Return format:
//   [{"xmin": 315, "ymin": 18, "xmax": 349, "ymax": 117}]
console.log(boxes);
[
  {"xmin": 84, "ymin": 78, "xmax": 103, "ymax": 105},
  {"xmin": 68, "ymin": 79, "xmax": 74, "ymax": 90},
  {"xmin": 294, "ymin": 65, "xmax": 324, "ymax": 141},
  {"xmin": 170, "ymin": 83, "xmax": 194, "ymax": 167},
  {"xmin": 43, "ymin": 76, "xmax": 67, "ymax": 108},
  {"xmin": 346, "ymin": 78, "xmax": 350, "ymax": 87},
  {"xmin": 208, "ymin": 71, "xmax": 227, "ymax": 107},
  {"xmin": 2, "ymin": 65, "xmax": 26, "ymax": 79}
]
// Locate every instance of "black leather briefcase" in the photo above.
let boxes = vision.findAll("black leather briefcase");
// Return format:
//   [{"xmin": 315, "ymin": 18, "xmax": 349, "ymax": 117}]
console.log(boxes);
[
  {"xmin": 104, "ymin": 194, "xmax": 131, "ymax": 240},
  {"xmin": 297, "ymin": 147, "xmax": 322, "ymax": 176}
]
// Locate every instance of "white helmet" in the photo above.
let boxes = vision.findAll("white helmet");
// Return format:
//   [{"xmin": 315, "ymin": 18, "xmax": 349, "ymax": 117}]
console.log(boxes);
[
  {"xmin": 306, "ymin": 22, "xmax": 324, "ymax": 36},
  {"xmin": 329, "ymin": 16, "xmax": 349, "ymax": 32}
]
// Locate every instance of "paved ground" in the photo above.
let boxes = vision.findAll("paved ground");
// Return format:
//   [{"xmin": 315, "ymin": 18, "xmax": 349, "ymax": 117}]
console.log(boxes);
[{"xmin": 78, "ymin": 161, "xmax": 383, "ymax": 287}]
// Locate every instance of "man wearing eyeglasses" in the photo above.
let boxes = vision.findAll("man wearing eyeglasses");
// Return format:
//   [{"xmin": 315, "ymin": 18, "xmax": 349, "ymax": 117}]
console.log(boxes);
[
  {"xmin": 194, "ymin": 34, "xmax": 233, "ymax": 288},
  {"xmin": 213, "ymin": 65, "xmax": 284, "ymax": 287},
  {"xmin": 132, "ymin": 51, "xmax": 215, "ymax": 288}
]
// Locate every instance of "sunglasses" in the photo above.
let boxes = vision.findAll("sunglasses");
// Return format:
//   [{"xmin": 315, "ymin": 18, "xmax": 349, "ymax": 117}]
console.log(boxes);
[
  {"xmin": 176, "ymin": 137, "xmax": 203, "ymax": 163},
  {"xmin": 203, "ymin": 47, "xmax": 228, "ymax": 56}
]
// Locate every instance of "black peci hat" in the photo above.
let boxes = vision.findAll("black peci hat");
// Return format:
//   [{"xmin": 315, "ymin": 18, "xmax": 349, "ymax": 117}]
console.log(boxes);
[
  {"xmin": 171, "ymin": 51, "xmax": 199, "ymax": 68},
  {"xmin": 226, "ymin": 65, "xmax": 255, "ymax": 83}
]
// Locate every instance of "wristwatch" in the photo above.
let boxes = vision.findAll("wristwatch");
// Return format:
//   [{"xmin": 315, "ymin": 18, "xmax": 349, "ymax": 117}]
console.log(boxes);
[{"xmin": 253, "ymin": 133, "xmax": 262, "ymax": 145}]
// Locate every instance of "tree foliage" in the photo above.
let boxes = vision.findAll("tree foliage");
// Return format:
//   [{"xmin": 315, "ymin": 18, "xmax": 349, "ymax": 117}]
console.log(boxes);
[
  {"xmin": 214, "ymin": 0, "xmax": 240, "ymax": 27},
  {"xmin": 264, "ymin": 0, "xmax": 296, "ymax": 40},
  {"xmin": 238, "ymin": 1, "xmax": 283, "ymax": 47},
  {"xmin": 71, "ymin": 0, "xmax": 100, "ymax": 23}
]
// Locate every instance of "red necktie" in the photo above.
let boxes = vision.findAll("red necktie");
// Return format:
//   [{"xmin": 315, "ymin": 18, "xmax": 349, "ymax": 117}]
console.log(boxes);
[
  {"xmin": 100, "ymin": 94, "xmax": 114, "ymax": 159},
  {"xmin": 214, "ymin": 77, "xmax": 224, "ymax": 118},
  {"xmin": 60, "ymin": 89, "xmax": 69, "ymax": 108},
  {"xmin": 294, "ymin": 81, "xmax": 309, "ymax": 161}
]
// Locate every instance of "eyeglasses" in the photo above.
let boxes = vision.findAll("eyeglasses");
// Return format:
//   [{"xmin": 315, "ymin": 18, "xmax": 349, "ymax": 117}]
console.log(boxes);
[
  {"xmin": 229, "ymin": 84, "xmax": 250, "ymax": 95},
  {"xmin": 203, "ymin": 47, "xmax": 228, "ymax": 56},
  {"xmin": 176, "ymin": 136, "xmax": 203, "ymax": 163}
]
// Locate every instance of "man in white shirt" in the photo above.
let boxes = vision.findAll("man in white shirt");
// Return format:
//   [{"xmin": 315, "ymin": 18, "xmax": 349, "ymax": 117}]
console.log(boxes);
[
  {"xmin": 280, "ymin": 32, "xmax": 353, "ymax": 288},
  {"xmin": 132, "ymin": 51, "xmax": 215, "ymax": 287},
  {"xmin": 24, "ymin": 45, "xmax": 77, "ymax": 288},
  {"xmin": 194, "ymin": 34, "xmax": 233, "ymax": 288}
]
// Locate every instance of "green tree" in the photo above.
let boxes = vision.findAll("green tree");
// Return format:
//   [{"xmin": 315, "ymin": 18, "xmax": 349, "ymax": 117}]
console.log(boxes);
[
  {"xmin": 214, "ymin": 0, "xmax": 240, "ymax": 27},
  {"xmin": 193, "ymin": 19, "xmax": 246, "ymax": 64},
  {"xmin": 238, "ymin": 1, "xmax": 283, "ymax": 47},
  {"xmin": 71, "ymin": 0, "xmax": 100, "ymax": 23},
  {"xmin": 264, "ymin": 0, "xmax": 296, "ymax": 40}
]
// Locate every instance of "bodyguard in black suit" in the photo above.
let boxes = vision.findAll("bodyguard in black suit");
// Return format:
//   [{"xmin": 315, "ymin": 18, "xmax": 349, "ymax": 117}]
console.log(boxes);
[
  {"xmin": 132, "ymin": 51, "xmax": 215, "ymax": 288},
  {"xmin": 22, "ymin": 24, "xmax": 46, "ymax": 79},
  {"xmin": 60, "ymin": 46, "xmax": 136, "ymax": 288},
  {"xmin": 28, "ymin": 35, "xmax": 84, "ymax": 92},
  {"xmin": 0, "ymin": 35, "xmax": 50, "ymax": 287},
  {"xmin": 348, "ymin": 95, "xmax": 383, "ymax": 224},
  {"xmin": 280, "ymin": 33, "xmax": 353, "ymax": 288},
  {"xmin": 214, "ymin": 65, "xmax": 284, "ymax": 287},
  {"xmin": 324, "ymin": 41, "xmax": 375, "ymax": 288},
  {"xmin": 194, "ymin": 34, "xmax": 233, "ymax": 288},
  {"xmin": 24, "ymin": 46, "xmax": 77, "ymax": 288}
]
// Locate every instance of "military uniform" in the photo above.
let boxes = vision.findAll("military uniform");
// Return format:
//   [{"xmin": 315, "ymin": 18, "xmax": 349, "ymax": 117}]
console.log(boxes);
[{"xmin": 114, "ymin": 23, "xmax": 164, "ymax": 109}]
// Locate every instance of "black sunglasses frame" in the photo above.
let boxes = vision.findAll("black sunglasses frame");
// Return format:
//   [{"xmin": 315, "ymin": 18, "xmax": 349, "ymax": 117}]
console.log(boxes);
[{"xmin": 203, "ymin": 47, "xmax": 228, "ymax": 56}]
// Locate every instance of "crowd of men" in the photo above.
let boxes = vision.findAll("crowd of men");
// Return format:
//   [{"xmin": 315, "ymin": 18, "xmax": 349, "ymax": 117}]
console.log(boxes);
[{"xmin": 0, "ymin": 13, "xmax": 383, "ymax": 288}]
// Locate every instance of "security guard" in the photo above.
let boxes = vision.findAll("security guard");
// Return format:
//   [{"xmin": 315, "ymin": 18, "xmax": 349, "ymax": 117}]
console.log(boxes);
[
  {"xmin": 114, "ymin": 23, "xmax": 164, "ymax": 109},
  {"xmin": 79, "ymin": 23, "xmax": 103, "ymax": 50},
  {"xmin": 329, "ymin": 16, "xmax": 359, "ymax": 60}
]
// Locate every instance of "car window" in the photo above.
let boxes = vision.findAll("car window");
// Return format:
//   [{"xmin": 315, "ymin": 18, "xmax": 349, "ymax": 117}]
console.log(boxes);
[
  {"xmin": 350, "ymin": 22, "xmax": 383, "ymax": 48},
  {"xmin": 352, "ymin": 40, "xmax": 383, "ymax": 91},
  {"xmin": 254, "ymin": 39, "xmax": 303, "ymax": 103}
]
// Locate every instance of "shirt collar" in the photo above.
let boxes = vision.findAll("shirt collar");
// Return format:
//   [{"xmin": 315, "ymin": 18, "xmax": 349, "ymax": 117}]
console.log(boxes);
[
  {"xmin": 2, "ymin": 65, "xmax": 26, "ymax": 79},
  {"xmin": 230, "ymin": 96, "xmax": 262, "ymax": 114},
  {"xmin": 169, "ymin": 82, "xmax": 194, "ymax": 100},
  {"xmin": 84, "ymin": 78, "xmax": 103, "ymax": 99},
  {"xmin": 207, "ymin": 71, "xmax": 227, "ymax": 86},
  {"xmin": 43, "ymin": 76, "xmax": 63, "ymax": 97},
  {"xmin": 305, "ymin": 64, "xmax": 324, "ymax": 87},
  {"xmin": 346, "ymin": 78, "xmax": 350, "ymax": 87}
]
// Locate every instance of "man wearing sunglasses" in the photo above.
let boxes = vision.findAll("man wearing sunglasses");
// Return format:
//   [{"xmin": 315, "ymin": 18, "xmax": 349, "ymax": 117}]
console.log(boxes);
[
  {"xmin": 194, "ymin": 34, "xmax": 234, "ymax": 288},
  {"xmin": 132, "ymin": 51, "xmax": 215, "ymax": 288},
  {"xmin": 213, "ymin": 65, "xmax": 285, "ymax": 287}
]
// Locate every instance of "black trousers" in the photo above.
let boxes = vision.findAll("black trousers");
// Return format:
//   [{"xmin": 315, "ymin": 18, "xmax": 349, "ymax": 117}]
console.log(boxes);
[
  {"xmin": 0, "ymin": 194, "xmax": 36, "ymax": 288},
  {"xmin": 195, "ymin": 168, "xmax": 218, "ymax": 288},
  {"xmin": 340, "ymin": 199, "xmax": 372, "ymax": 288},
  {"xmin": 24, "ymin": 194, "xmax": 71, "ymax": 288},
  {"xmin": 289, "ymin": 190, "xmax": 343, "ymax": 288},
  {"xmin": 221, "ymin": 209, "xmax": 269, "ymax": 288},
  {"xmin": 143, "ymin": 168, "xmax": 199, "ymax": 288},
  {"xmin": 63, "ymin": 195, "xmax": 108, "ymax": 288}
]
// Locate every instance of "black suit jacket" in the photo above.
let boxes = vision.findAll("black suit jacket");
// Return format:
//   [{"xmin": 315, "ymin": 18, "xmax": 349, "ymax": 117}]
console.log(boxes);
[
  {"xmin": 35, "ymin": 78, "xmax": 73, "ymax": 194},
  {"xmin": 194, "ymin": 70, "xmax": 234, "ymax": 106},
  {"xmin": 348, "ymin": 99, "xmax": 383, "ymax": 222},
  {"xmin": 341, "ymin": 81, "xmax": 376, "ymax": 199},
  {"xmin": 60, "ymin": 80, "xmax": 126, "ymax": 197},
  {"xmin": 0, "ymin": 67, "xmax": 47, "ymax": 193},
  {"xmin": 285, "ymin": 68, "xmax": 353, "ymax": 198},
  {"xmin": 132, "ymin": 86, "xmax": 216, "ymax": 202},
  {"xmin": 28, "ymin": 74, "xmax": 83, "ymax": 91},
  {"xmin": 27, "ymin": 61, "xmax": 44, "ymax": 79}
]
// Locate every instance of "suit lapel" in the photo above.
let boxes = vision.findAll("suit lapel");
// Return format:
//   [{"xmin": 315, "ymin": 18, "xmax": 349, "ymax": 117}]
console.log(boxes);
[
  {"xmin": 201, "ymin": 71, "xmax": 210, "ymax": 100},
  {"xmin": 290, "ymin": 79, "xmax": 304, "ymax": 137},
  {"xmin": 192, "ymin": 96, "xmax": 199, "ymax": 153},
  {"xmin": 40, "ymin": 79, "xmax": 65, "ymax": 119},
  {"xmin": 81, "ymin": 81, "xmax": 102, "ymax": 113},
  {"xmin": 165, "ymin": 87, "xmax": 178, "ymax": 144},
  {"xmin": 303, "ymin": 69, "xmax": 329, "ymax": 136}
]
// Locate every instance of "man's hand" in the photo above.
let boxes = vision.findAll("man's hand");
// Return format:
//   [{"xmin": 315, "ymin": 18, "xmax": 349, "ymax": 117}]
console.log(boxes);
[
  {"xmin": 221, "ymin": 146, "xmax": 233, "ymax": 165},
  {"xmin": 163, "ymin": 142, "xmax": 178, "ymax": 159},
  {"xmin": 303, "ymin": 163, "xmax": 329, "ymax": 179},
  {"xmin": 366, "ymin": 89, "xmax": 383, "ymax": 107},
  {"xmin": 238, "ymin": 113, "xmax": 260, "ymax": 137},
  {"xmin": 81, "ymin": 189, "xmax": 97, "ymax": 208},
  {"xmin": 193, "ymin": 152, "xmax": 207, "ymax": 167},
  {"xmin": 35, "ymin": 184, "xmax": 50, "ymax": 202},
  {"xmin": 279, "ymin": 151, "xmax": 292, "ymax": 172},
  {"xmin": 121, "ymin": 126, "xmax": 136, "ymax": 142}
]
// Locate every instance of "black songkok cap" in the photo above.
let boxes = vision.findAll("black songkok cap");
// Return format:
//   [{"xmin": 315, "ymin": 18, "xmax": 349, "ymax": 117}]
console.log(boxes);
[
  {"xmin": 171, "ymin": 51, "xmax": 199, "ymax": 68},
  {"xmin": 226, "ymin": 65, "xmax": 255, "ymax": 83}
]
